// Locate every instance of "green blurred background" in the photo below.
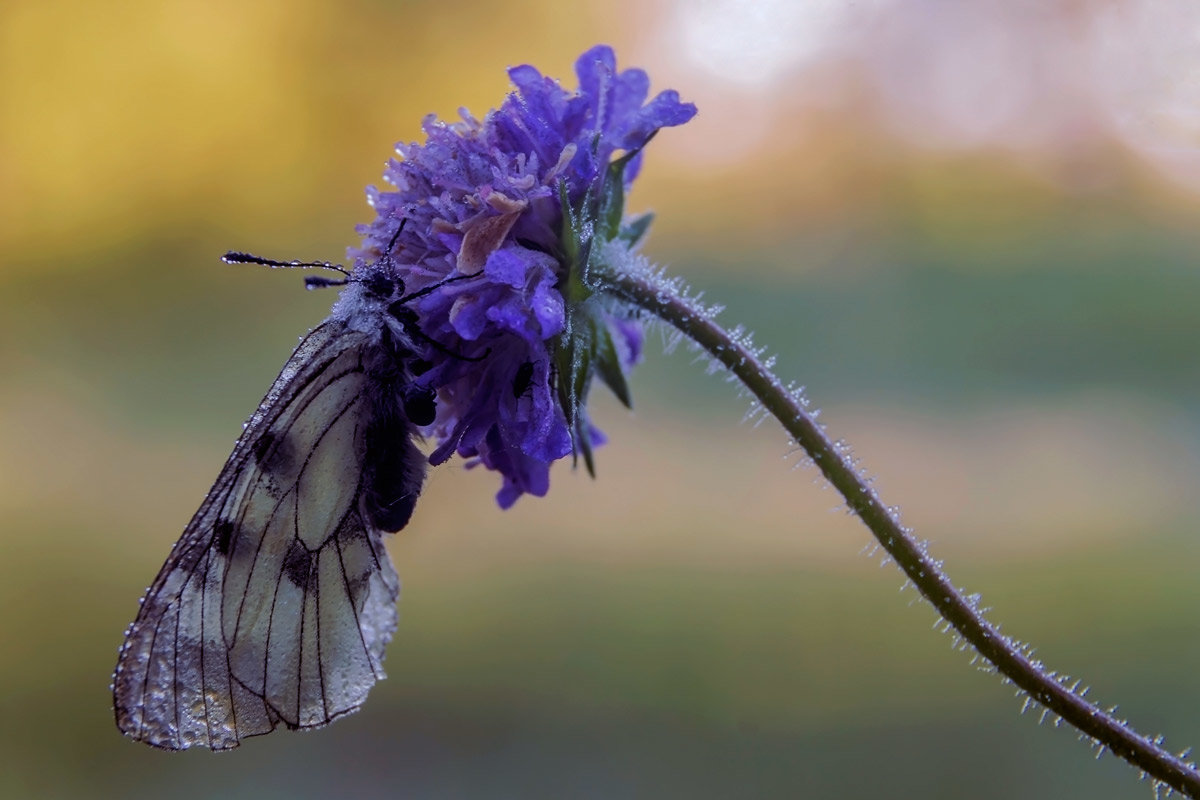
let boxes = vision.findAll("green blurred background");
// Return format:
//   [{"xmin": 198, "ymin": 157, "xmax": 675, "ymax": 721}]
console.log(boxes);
[{"xmin": 4, "ymin": 1, "xmax": 1200, "ymax": 797}]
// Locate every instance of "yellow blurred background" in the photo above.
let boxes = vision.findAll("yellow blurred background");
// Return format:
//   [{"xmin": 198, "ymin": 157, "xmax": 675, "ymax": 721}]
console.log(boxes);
[{"xmin": 4, "ymin": 1, "xmax": 1200, "ymax": 797}]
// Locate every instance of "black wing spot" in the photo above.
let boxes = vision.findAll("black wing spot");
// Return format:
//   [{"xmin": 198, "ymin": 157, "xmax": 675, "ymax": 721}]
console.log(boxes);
[
  {"xmin": 253, "ymin": 430, "xmax": 296, "ymax": 477},
  {"xmin": 282, "ymin": 540, "xmax": 313, "ymax": 588},
  {"xmin": 213, "ymin": 519, "xmax": 238, "ymax": 556}
]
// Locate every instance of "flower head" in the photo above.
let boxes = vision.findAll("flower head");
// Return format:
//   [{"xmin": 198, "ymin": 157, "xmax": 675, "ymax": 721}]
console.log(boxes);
[{"xmin": 335, "ymin": 45, "xmax": 696, "ymax": 507}]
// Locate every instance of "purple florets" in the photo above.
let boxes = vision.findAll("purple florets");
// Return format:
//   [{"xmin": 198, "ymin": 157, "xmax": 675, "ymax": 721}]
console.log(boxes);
[{"xmin": 348, "ymin": 45, "xmax": 696, "ymax": 507}]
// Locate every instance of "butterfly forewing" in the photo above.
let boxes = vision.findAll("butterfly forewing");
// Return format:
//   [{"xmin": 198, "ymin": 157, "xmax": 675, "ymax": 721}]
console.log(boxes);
[{"xmin": 114, "ymin": 321, "xmax": 406, "ymax": 750}]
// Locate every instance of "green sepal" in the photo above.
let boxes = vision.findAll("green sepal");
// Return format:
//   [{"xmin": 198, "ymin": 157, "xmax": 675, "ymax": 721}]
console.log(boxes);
[
  {"xmin": 554, "ymin": 318, "xmax": 597, "ymax": 476},
  {"xmin": 598, "ymin": 148, "xmax": 638, "ymax": 241},
  {"xmin": 574, "ymin": 411, "xmax": 596, "ymax": 476},
  {"xmin": 558, "ymin": 181, "xmax": 593, "ymax": 301},
  {"xmin": 593, "ymin": 316, "xmax": 632, "ymax": 409},
  {"xmin": 551, "ymin": 139, "xmax": 657, "ymax": 475},
  {"xmin": 619, "ymin": 212, "xmax": 654, "ymax": 247},
  {"xmin": 558, "ymin": 182, "xmax": 582, "ymax": 283}
]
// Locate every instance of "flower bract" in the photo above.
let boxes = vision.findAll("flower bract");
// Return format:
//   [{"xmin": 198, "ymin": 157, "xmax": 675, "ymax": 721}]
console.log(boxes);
[{"xmin": 335, "ymin": 45, "xmax": 696, "ymax": 507}]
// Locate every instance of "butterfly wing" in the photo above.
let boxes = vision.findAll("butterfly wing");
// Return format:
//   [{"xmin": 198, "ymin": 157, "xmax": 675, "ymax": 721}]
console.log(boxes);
[{"xmin": 113, "ymin": 321, "xmax": 406, "ymax": 750}]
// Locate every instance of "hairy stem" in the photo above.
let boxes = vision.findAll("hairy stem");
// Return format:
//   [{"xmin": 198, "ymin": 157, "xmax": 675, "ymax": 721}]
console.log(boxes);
[{"xmin": 599, "ymin": 263, "xmax": 1200, "ymax": 798}]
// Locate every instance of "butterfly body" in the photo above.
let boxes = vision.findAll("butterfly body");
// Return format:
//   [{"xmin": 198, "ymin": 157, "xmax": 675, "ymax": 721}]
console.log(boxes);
[{"xmin": 114, "ymin": 274, "xmax": 432, "ymax": 750}]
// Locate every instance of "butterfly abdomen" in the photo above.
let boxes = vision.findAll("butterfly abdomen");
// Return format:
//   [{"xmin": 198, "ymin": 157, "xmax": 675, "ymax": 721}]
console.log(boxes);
[
  {"xmin": 361, "ymin": 342, "xmax": 428, "ymax": 533},
  {"xmin": 361, "ymin": 411, "xmax": 425, "ymax": 532}
]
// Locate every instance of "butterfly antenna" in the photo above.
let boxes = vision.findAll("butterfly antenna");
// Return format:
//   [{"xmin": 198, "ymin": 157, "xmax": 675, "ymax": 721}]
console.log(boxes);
[
  {"xmin": 389, "ymin": 299, "xmax": 490, "ymax": 363},
  {"xmin": 407, "ymin": 321, "xmax": 492, "ymax": 363},
  {"xmin": 222, "ymin": 251, "xmax": 353, "ymax": 290},
  {"xmin": 383, "ymin": 218, "xmax": 408, "ymax": 258},
  {"xmin": 394, "ymin": 272, "xmax": 478, "ymax": 305}
]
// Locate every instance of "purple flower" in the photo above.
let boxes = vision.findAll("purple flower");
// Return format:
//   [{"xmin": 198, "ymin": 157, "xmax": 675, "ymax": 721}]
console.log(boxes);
[{"xmin": 341, "ymin": 45, "xmax": 695, "ymax": 507}]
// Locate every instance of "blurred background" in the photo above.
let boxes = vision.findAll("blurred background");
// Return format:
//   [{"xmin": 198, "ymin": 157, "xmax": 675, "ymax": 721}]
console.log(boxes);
[{"xmin": 3, "ymin": 0, "xmax": 1200, "ymax": 797}]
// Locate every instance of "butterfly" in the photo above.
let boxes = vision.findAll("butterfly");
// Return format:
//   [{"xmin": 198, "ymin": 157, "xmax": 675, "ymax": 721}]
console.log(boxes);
[{"xmin": 112, "ymin": 223, "xmax": 461, "ymax": 750}]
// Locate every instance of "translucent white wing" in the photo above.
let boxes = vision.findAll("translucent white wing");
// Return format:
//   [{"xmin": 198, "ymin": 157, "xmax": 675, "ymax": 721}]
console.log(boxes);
[{"xmin": 113, "ymin": 321, "xmax": 406, "ymax": 750}]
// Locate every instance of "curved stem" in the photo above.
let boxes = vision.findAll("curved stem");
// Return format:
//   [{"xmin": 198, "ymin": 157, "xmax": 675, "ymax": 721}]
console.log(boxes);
[{"xmin": 599, "ymin": 264, "xmax": 1200, "ymax": 798}]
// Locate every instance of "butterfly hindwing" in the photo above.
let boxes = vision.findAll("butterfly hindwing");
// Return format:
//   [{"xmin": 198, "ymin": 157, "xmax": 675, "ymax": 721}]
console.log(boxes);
[{"xmin": 113, "ymin": 321, "xmax": 408, "ymax": 750}]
